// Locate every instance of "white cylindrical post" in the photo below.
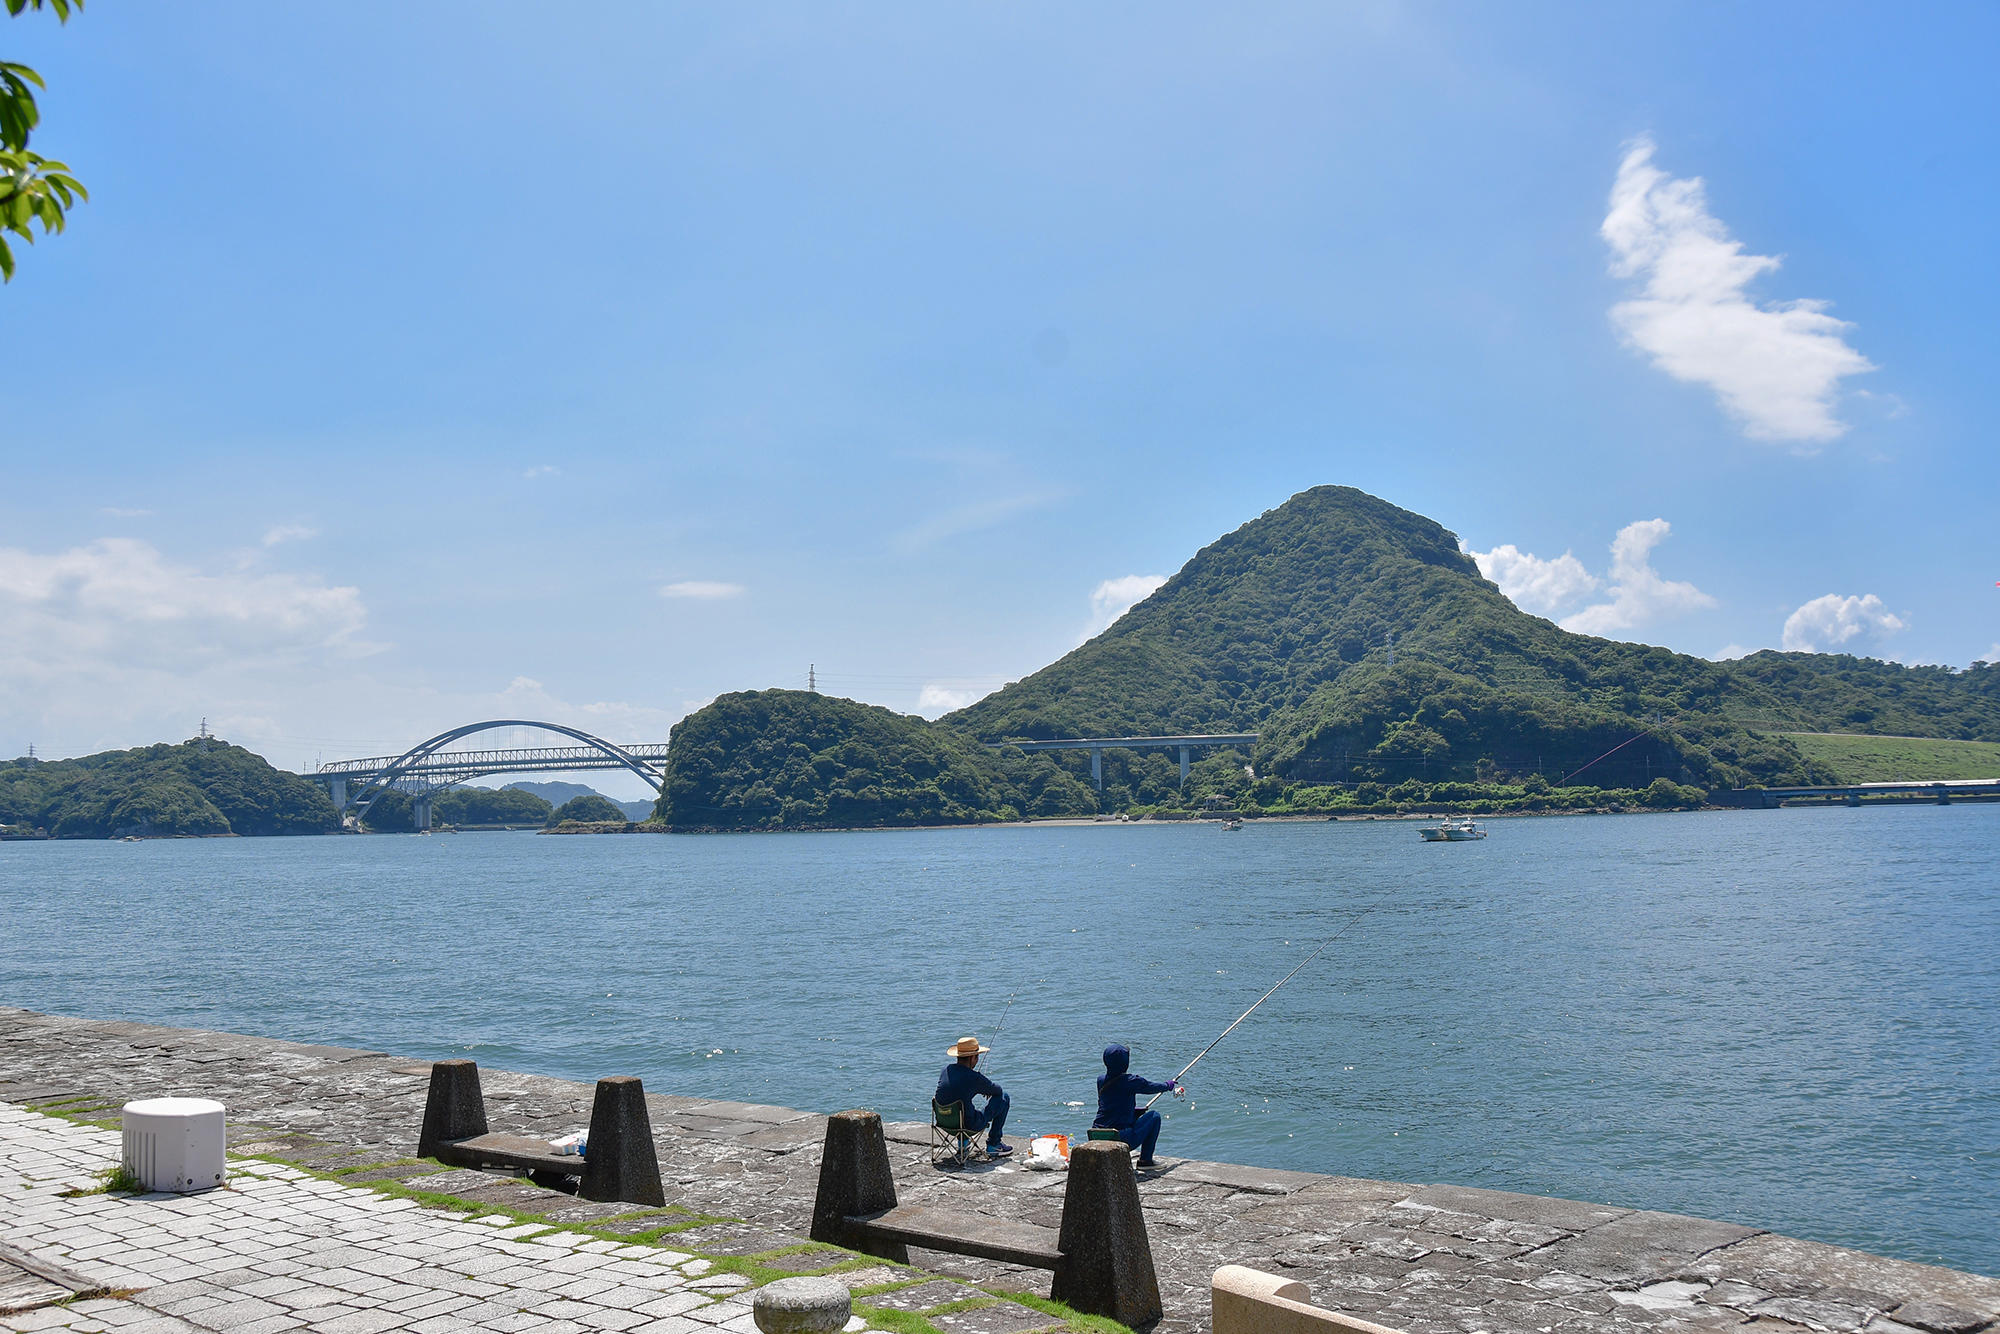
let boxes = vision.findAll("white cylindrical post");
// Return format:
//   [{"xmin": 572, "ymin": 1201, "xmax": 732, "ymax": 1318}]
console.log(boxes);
[{"xmin": 122, "ymin": 1097, "xmax": 227, "ymax": 1192}]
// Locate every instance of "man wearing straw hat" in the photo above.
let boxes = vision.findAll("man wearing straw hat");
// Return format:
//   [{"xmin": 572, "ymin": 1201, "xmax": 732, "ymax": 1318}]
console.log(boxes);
[{"xmin": 936, "ymin": 1036, "xmax": 1013, "ymax": 1159}]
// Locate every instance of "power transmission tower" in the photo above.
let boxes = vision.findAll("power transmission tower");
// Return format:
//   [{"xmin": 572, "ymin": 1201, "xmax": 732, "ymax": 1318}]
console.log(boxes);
[
  {"xmin": 197, "ymin": 718, "xmax": 211, "ymax": 752},
  {"xmin": 808, "ymin": 664, "xmax": 817, "ymax": 693}
]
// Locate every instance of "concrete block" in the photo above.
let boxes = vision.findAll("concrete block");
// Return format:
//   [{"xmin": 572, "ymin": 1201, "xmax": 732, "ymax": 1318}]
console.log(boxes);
[
  {"xmin": 580, "ymin": 1077, "xmax": 665, "ymax": 1208},
  {"xmin": 416, "ymin": 1062, "xmax": 487, "ymax": 1159},
  {"xmin": 1050, "ymin": 1139, "xmax": 1161, "ymax": 1328},
  {"xmin": 808, "ymin": 1111, "xmax": 907, "ymax": 1263}
]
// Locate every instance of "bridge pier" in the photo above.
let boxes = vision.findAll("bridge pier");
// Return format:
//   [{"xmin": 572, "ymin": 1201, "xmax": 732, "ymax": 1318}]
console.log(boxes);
[
  {"xmin": 1179, "ymin": 745, "xmax": 1191, "ymax": 786},
  {"xmin": 414, "ymin": 796, "xmax": 433, "ymax": 831},
  {"xmin": 327, "ymin": 778, "xmax": 347, "ymax": 814},
  {"xmin": 1091, "ymin": 748, "xmax": 1103, "ymax": 793}
]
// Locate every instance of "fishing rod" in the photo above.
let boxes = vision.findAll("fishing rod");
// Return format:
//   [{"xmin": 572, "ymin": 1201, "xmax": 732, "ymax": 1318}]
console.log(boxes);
[
  {"xmin": 1143, "ymin": 894, "xmax": 1389, "ymax": 1111},
  {"xmin": 990, "ymin": 992, "xmax": 1017, "ymax": 1047}
]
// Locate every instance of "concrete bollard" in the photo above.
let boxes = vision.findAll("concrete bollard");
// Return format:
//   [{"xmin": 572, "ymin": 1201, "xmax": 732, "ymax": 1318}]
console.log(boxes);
[
  {"xmin": 753, "ymin": 1276, "xmax": 852, "ymax": 1333},
  {"xmin": 417, "ymin": 1060, "xmax": 488, "ymax": 1158},
  {"xmin": 1051, "ymin": 1139, "xmax": 1163, "ymax": 1328},
  {"xmin": 579, "ymin": 1075, "xmax": 665, "ymax": 1207},
  {"xmin": 809, "ymin": 1109, "xmax": 908, "ymax": 1262}
]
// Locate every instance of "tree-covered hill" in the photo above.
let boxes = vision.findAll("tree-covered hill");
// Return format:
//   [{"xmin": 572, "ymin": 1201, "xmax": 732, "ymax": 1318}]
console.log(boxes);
[
  {"xmin": 0, "ymin": 740, "xmax": 340, "ymax": 838},
  {"xmin": 656, "ymin": 689, "xmax": 1096, "ymax": 830},
  {"xmin": 549, "ymin": 793, "xmax": 628, "ymax": 825},
  {"xmin": 943, "ymin": 485, "xmax": 1995, "ymax": 792}
]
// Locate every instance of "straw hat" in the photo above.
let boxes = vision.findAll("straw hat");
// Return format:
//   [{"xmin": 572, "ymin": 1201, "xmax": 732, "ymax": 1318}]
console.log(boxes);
[{"xmin": 946, "ymin": 1036, "xmax": 990, "ymax": 1058}]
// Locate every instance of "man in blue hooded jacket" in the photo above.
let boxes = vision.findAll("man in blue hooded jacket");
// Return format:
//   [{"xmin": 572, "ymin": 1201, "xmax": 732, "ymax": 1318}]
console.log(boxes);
[{"xmin": 1093, "ymin": 1044, "xmax": 1181, "ymax": 1167}]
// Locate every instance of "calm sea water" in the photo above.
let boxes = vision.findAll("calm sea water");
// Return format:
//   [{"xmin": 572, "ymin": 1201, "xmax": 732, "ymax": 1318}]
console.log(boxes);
[{"xmin": 3, "ymin": 808, "xmax": 1995, "ymax": 1276}]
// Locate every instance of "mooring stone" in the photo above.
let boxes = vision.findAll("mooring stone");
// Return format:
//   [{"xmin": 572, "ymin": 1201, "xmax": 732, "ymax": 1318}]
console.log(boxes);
[
  {"xmin": 416, "ymin": 1059, "xmax": 487, "ymax": 1158},
  {"xmin": 809, "ymin": 1109, "xmax": 908, "ymax": 1263},
  {"xmin": 579, "ymin": 1075, "xmax": 665, "ymax": 1207},
  {"xmin": 1051, "ymin": 1139, "xmax": 1163, "ymax": 1328},
  {"xmin": 752, "ymin": 1275, "xmax": 852, "ymax": 1333}
]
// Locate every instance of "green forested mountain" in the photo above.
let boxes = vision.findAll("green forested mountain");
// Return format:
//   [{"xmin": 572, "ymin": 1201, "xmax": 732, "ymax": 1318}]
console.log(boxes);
[
  {"xmin": 656, "ymin": 689, "xmax": 1096, "ymax": 830},
  {"xmin": 944, "ymin": 486, "xmax": 1997, "ymax": 793},
  {"xmin": 0, "ymin": 741, "xmax": 340, "ymax": 838}
]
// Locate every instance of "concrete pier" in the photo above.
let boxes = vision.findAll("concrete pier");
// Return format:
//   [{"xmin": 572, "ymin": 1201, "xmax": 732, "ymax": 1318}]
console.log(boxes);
[{"xmin": 2, "ymin": 1008, "xmax": 1995, "ymax": 1334}]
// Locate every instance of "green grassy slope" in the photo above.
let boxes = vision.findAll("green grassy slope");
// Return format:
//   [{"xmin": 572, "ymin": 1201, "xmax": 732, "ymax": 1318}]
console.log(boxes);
[{"xmin": 1782, "ymin": 733, "xmax": 2000, "ymax": 783}]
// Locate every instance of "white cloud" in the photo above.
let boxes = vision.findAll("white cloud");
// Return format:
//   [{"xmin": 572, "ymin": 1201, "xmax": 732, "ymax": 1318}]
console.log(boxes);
[
  {"xmin": 0, "ymin": 538, "xmax": 368, "ymax": 683},
  {"xmin": 1781, "ymin": 593, "xmax": 1906, "ymax": 653},
  {"xmin": 1469, "ymin": 544, "xmax": 1599, "ymax": 617},
  {"xmin": 100, "ymin": 507, "xmax": 152, "ymax": 518},
  {"xmin": 659, "ymin": 580, "xmax": 745, "ymax": 600},
  {"xmin": 1711, "ymin": 644, "xmax": 1756, "ymax": 661},
  {"xmin": 893, "ymin": 490, "xmax": 1069, "ymax": 554},
  {"xmin": 1561, "ymin": 519, "xmax": 1716, "ymax": 637},
  {"xmin": 261, "ymin": 524, "xmax": 319, "ymax": 548},
  {"xmin": 522, "ymin": 465, "xmax": 560, "ymax": 479},
  {"xmin": 916, "ymin": 683, "xmax": 981, "ymax": 717},
  {"xmin": 1981, "ymin": 644, "xmax": 2000, "ymax": 666},
  {"xmin": 1083, "ymin": 573, "xmax": 1169, "ymax": 641},
  {"xmin": 1603, "ymin": 137, "xmax": 1874, "ymax": 447}
]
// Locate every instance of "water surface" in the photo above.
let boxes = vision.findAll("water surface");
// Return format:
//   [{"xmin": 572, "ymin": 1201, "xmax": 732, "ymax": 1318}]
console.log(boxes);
[{"xmin": 3, "ymin": 806, "xmax": 1994, "ymax": 1276}]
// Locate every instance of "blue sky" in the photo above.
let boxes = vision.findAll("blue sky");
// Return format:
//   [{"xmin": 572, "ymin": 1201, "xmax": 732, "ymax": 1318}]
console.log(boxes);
[{"xmin": 4, "ymin": 2, "xmax": 1996, "ymax": 792}]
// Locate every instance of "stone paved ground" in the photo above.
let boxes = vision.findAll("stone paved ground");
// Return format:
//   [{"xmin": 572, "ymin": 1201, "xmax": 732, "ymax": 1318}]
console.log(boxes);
[{"xmin": 3, "ymin": 1008, "xmax": 1997, "ymax": 1334}]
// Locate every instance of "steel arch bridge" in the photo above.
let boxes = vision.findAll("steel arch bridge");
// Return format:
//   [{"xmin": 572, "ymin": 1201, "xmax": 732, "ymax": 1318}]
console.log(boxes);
[{"xmin": 313, "ymin": 720, "xmax": 668, "ymax": 829}]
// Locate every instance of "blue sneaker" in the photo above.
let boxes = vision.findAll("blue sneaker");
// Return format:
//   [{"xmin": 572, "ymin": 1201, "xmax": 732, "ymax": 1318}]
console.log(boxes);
[{"xmin": 987, "ymin": 1142, "xmax": 1014, "ymax": 1158}]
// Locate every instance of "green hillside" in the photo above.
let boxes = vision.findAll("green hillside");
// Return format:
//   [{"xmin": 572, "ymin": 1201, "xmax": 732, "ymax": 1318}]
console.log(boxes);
[
  {"xmin": 947, "ymin": 485, "xmax": 1995, "ymax": 796},
  {"xmin": 656, "ymin": 689, "xmax": 1096, "ymax": 830},
  {"xmin": 1782, "ymin": 733, "xmax": 2000, "ymax": 783},
  {"xmin": 0, "ymin": 740, "xmax": 340, "ymax": 839},
  {"xmin": 656, "ymin": 487, "xmax": 1997, "ymax": 828}
]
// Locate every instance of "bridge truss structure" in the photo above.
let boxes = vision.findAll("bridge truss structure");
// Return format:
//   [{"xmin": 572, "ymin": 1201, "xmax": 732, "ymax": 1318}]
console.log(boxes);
[{"xmin": 313, "ymin": 720, "xmax": 669, "ymax": 830}]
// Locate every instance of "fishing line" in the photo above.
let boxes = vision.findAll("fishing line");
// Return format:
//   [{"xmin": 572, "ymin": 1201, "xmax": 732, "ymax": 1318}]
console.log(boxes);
[
  {"xmin": 1143, "ymin": 890, "xmax": 1393, "ymax": 1111},
  {"xmin": 990, "ymin": 992, "xmax": 1017, "ymax": 1047}
]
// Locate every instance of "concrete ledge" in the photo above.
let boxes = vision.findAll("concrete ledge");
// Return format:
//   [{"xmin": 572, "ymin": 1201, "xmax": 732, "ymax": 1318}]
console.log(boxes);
[{"xmin": 1213, "ymin": 1265, "xmax": 1406, "ymax": 1334}]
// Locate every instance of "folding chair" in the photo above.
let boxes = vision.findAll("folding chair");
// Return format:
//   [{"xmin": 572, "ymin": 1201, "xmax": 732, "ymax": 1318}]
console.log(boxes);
[{"xmin": 931, "ymin": 1100, "xmax": 982, "ymax": 1167}]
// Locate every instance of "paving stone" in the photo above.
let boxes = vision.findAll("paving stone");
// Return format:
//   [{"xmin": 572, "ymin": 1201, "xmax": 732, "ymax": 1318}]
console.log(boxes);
[
  {"xmin": 926, "ymin": 1303, "xmax": 1061, "ymax": 1333},
  {"xmin": 1893, "ymin": 1301, "xmax": 1994, "ymax": 1334},
  {"xmin": 1402, "ymin": 1183, "xmax": 1631, "ymax": 1233},
  {"xmin": 1538, "ymin": 1212, "xmax": 1766, "ymax": 1285},
  {"xmin": 855, "ymin": 1279, "xmax": 988, "ymax": 1311},
  {"xmin": 672, "ymin": 1225, "xmax": 810, "ymax": 1258}
]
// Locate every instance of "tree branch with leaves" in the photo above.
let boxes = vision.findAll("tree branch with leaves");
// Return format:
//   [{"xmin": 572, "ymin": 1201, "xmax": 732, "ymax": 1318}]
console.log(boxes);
[{"xmin": 1, "ymin": 0, "xmax": 86, "ymax": 282}]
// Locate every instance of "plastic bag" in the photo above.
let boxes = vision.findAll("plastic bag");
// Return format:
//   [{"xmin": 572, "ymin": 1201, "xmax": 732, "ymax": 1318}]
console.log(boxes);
[{"xmin": 1024, "ymin": 1133, "xmax": 1070, "ymax": 1171}]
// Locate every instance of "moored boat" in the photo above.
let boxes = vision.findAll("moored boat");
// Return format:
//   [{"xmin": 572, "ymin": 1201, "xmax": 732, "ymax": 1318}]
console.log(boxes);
[{"xmin": 1420, "ymin": 816, "xmax": 1486, "ymax": 841}]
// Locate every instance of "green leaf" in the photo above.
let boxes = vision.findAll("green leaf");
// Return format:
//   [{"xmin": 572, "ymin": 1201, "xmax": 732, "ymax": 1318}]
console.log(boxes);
[{"xmin": 0, "ymin": 233, "xmax": 14, "ymax": 282}]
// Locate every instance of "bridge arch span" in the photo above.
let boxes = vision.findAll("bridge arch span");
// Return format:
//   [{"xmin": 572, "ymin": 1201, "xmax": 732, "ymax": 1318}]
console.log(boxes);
[{"xmin": 342, "ymin": 719, "xmax": 665, "ymax": 825}]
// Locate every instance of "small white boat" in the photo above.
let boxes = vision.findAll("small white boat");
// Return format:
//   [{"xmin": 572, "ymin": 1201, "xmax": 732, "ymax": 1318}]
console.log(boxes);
[
  {"xmin": 1420, "ymin": 816, "xmax": 1486, "ymax": 842},
  {"xmin": 1222, "ymin": 818, "xmax": 1244, "ymax": 831}
]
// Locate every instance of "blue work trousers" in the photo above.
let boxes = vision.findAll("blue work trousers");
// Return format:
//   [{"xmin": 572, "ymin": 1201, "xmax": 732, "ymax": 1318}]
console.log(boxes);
[
  {"xmin": 1117, "ymin": 1109, "xmax": 1163, "ymax": 1162},
  {"xmin": 964, "ymin": 1092, "xmax": 1010, "ymax": 1147}
]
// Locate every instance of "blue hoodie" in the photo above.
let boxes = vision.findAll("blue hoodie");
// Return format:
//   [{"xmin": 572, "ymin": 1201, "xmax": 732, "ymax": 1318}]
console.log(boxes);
[{"xmin": 1094, "ymin": 1043, "xmax": 1175, "ymax": 1130}]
